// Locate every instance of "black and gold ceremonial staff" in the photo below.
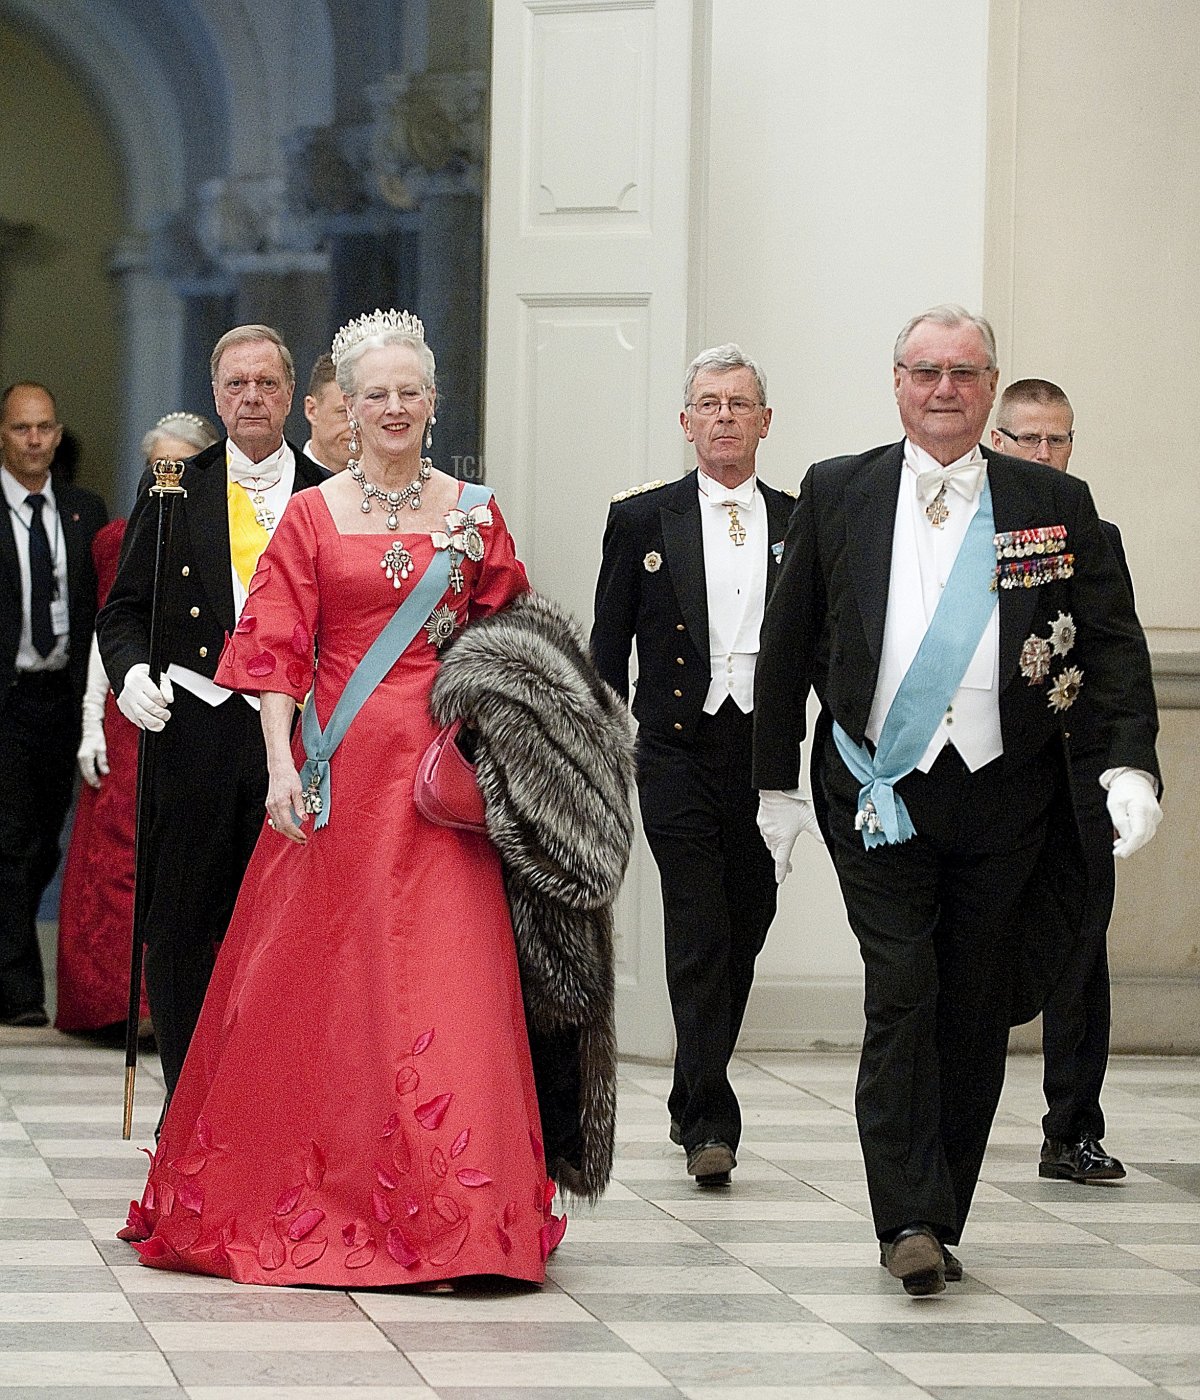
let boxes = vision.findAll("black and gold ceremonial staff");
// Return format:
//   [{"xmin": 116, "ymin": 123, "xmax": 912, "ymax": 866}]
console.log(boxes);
[{"xmin": 123, "ymin": 459, "xmax": 186, "ymax": 1139}]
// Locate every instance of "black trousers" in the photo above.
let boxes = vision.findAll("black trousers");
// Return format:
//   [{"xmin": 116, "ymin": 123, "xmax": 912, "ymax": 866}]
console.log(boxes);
[
  {"xmin": 1041, "ymin": 761, "xmax": 1114, "ymax": 1142},
  {"xmin": 822, "ymin": 735, "xmax": 1059, "ymax": 1244},
  {"xmin": 637, "ymin": 701, "xmax": 777, "ymax": 1153},
  {"xmin": 0, "ymin": 671, "xmax": 78, "ymax": 1016},
  {"xmin": 141, "ymin": 687, "xmax": 269, "ymax": 1094}
]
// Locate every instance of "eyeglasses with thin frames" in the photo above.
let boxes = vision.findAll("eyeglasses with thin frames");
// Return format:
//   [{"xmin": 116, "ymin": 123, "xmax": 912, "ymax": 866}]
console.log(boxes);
[
  {"xmin": 997, "ymin": 426, "xmax": 1073, "ymax": 450},
  {"xmin": 686, "ymin": 397, "xmax": 763, "ymax": 417},
  {"xmin": 896, "ymin": 363, "xmax": 992, "ymax": 388}
]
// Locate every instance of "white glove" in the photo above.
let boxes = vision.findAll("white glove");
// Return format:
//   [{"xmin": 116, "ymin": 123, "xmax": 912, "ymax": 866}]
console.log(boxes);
[
  {"xmin": 757, "ymin": 788, "xmax": 824, "ymax": 883},
  {"xmin": 117, "ymin": 662, "xmax": 174, "ymax": 732},
  {"xmin": 1106, "ymin": 770, "xmax": 1162, "ymax": 859},
  {"xmin": 77, "ymin": 635, "xmax": 110, "ymax": 786}
]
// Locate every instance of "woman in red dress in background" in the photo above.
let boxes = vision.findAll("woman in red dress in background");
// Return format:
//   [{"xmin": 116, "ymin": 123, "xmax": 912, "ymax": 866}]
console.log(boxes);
[
  {"xmin": 120, "ymin": 313, "xmax": 563, "ymax": 1288},
  {"xmin": 56, "ymin": 414, "xmax": 220, "ymax": 1033}
]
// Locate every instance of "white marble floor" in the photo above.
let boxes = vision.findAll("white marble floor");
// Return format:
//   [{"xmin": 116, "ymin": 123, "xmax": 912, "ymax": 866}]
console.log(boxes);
[{"xmin": 1, "ymin": 1031, "xmax": 1199, "ymax": 1399}]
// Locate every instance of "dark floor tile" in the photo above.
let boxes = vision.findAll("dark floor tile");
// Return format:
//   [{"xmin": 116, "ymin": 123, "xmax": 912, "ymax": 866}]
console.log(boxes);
[
  {"xmin": 0, "ymin": 1219, "xmax": 92, "ymax": 1240},
  {"xmin": 129, "ymin": 1290, "xmax": 367, "ymax": 1323},
  {"xmin": 0, "ymin": 1321, "xmax": 156, "ymax": 1350},
  {"xmin": 1020, "ymin": 1294, "xmax": 1200, "ymax": 1324},
  {"xmin": 834, "ymin": 1321, "xmax": 1092, "ymax": 1353},
  {"xmin": 378, "ymin": 1321, "xmax": 629, "ymax": 1352},
  {"xmin": 166, "ymin": 1351, "xmax": 422, "ymax": 1386},
  {"xmin": 1111, "ymin": 1352, "xmax": 1200, "ymax": 1385},
  {"xmin": 580, "ymin": 1293, "xmax": 810, "ymax": 1323},
  {"xmin": 1081, "ymin": 1221, "xmax": 1200, "ymax": 1244},
  {"xmin": 689, "ymin": 1219, "xmax": 877, "ymax": 1244},
  {"xmin": 552, "ymin": 1243, "xmax": 732, "ymax": 1268},
  {"xmin": 0, "ymin": 1268, "xmax": 119, "ymax": 1293},
  {"xmin": 927, "ymin": 1389, "xmax": 1157, "ymax": 1400},
  {"xmin": 0, "ymin": 1390, "xmax": 184, "ymax": 1400},
  {"xmin": 437, "ymin": 1391, "xmax": 678, "ymax": 1400},
  {"xmin": 641, "ymin": 1349, "xmax": 897, "ymax": 1385},
  {"xmin": 1138, "ymin": 1162, "xmax": 1200, "ymax": 1197}
]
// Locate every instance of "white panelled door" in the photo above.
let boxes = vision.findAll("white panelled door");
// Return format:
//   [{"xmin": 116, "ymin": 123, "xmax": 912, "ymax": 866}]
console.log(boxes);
[{"xmin": 483, "ymin": 0, "xmax": 699, "ymax": 1058}]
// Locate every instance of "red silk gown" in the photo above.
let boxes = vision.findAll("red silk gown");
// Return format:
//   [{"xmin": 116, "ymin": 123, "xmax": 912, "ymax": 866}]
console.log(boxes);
[
  {"xmin": 120, "ymin": 486, "xmax": 563, "ymax": 1286},
  {"xmin": 55, "ymin": 518, "xmax": 150, "ymax": 1030}
]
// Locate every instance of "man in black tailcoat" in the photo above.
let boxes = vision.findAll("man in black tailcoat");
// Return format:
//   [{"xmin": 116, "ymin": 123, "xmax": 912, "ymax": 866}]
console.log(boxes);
[
  {"xmin": 754, "ymin": 307, "xmax": 1161, "ymax": 1294},
  {"xmin": 991, "ymin": 377, "xmax": 1142, "ymax": 1186},
  {"xmin": 0, "ymin": 382, "xmax": 107, "ymax": 1025},
  {"xmin": 98, "ymin": 326, "xmax": 327, "ymax": 1101},
  {"xmin": 592, "ymin": 344, "xmax": 797, "ymax": 1186}
]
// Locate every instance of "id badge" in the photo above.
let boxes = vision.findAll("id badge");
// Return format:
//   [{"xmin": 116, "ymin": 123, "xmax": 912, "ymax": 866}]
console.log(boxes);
[{"xmin": 50, "ymin": 599, "xmax": 69, "ymax": 637}]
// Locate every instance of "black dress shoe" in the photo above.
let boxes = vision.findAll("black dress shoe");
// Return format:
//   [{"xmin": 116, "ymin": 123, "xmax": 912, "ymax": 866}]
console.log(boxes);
[
  {"xmin": 669, "ymin": 1118, "xmax": 683, "ymax": 1147},
  {"xmin": 2, "ymin": 1006, "xmax": 48, "ymax": 1028},
  {"xmin": 879, "ymin": 1242, "xmax": 963, "ymax": 1282},
  {"xmin": 880, "ymin": 1224, "xmax": 945, "ymax": 1296},
  {"xmin": 686, "ymin": 1138, "xmax": 735, "ymax": 1186},
  {"xmin": 1039, "ymin": 1135, "xmax": 1126, "ymax": 1182}
]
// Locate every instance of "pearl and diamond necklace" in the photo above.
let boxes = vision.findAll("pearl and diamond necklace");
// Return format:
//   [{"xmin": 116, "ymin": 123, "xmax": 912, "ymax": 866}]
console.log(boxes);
[{"xmin": 348, "ymin": 456, "xmax": 432, "ymax": 529}]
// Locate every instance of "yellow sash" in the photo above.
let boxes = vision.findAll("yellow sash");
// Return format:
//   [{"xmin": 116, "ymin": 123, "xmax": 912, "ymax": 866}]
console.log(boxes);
[{"xmin": 227, "ymin": 478, "xmax": 271, "ymax": 591}]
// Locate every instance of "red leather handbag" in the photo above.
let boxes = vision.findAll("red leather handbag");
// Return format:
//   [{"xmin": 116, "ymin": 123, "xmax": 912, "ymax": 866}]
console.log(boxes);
[{"xmin": 414, "ymin": 719, "xmax": 488, "ymax": 832}]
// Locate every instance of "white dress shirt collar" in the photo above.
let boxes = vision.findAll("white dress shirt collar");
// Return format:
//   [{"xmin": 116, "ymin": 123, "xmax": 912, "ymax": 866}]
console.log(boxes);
[
  {"xmin": 227, "ymin": 437, "xmax": 288, "ymax": 485},
  {"xmin": 696, "ymin": 469, "xmax": 758, "ymax": 508},
  {"xmin": 1, "ymin": 464, "xmax": 56, "ymax": 512}
]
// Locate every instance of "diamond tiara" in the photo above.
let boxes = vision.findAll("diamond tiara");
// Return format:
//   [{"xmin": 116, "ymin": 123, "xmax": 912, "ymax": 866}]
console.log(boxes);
[
  {"xmin": 331, "ymin": 308, "xmax": 426, "ymax": 367},
  {"xmin": 155, "ymin": 411, "xmax": 209, "ymax": 431}
]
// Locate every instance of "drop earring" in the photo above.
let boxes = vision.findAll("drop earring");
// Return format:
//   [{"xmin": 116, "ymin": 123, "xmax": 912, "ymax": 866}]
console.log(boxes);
[
  {"xmin": 425, "ymin": 414, "xmax": 436, "ymax": 451},
  {"xmin": 348, "ymin": 417, "xmax": 360, "ymax": 457}
]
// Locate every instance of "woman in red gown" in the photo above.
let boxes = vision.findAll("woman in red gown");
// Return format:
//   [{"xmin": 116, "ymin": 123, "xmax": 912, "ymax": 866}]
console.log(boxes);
[
  {"xmin": 56, "ymin": 414, "xmax": 220, "ymax": 1032},
  {"xmin": 121, "ymin": 315, "xmax": 561, "ymax": 1287}
]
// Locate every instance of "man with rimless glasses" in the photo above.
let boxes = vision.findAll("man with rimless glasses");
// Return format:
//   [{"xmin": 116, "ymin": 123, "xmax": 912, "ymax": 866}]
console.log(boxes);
[
  {"xmin": 591, "ymin": 344, "xmax": 796, "ymax": 1187},
  {"xmin": 753, "ymin": 305, "xmax": 1161, "ymax": 1294},
  {"xmin": 991, "ymin": 379, "xmax": 1140, "ymax": 1188}
]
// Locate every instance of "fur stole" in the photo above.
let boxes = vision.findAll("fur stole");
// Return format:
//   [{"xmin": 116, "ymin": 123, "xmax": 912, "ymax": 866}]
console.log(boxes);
[{"xmin": 429, "ymin": 592, "xmax": 634, "ymax": 1201}]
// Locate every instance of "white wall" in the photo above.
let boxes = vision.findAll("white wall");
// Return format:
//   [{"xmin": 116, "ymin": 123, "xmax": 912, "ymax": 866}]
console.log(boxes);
[
  {"xmin": 701, "ymin": 0, "xmax": 992, "ymax": 1044},
  {"xmin": 704, "ymin": 1, "xmax": 991, "ymax": 472}
]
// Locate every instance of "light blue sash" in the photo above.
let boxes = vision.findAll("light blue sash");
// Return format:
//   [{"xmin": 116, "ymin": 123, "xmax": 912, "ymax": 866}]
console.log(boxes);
[
  {"xmin": 298, "ymin": 482, "xmax": 493, "ymax": 830},
  {"xmin": 832, "ymin": 478, "xmax": 996, "ymax": 848}
]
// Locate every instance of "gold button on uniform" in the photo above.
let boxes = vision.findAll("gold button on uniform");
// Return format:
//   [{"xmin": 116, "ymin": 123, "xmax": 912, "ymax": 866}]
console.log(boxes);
[
  {"xmin": 673, "ymin": 722, "xmax": 683, "ymax": 731},
  {"xmin": 199, "ymin": 646, "xmax": 208, "ymax": 658},
  {"xmin": 674, "ymin": 689, "xmax": 682, "ymax": 697},
  {"xmin": 190, "ymin": 606, "xmax": 200, "ymax": 618},
  {"xmin": 676, "ymin": 623, "xmax": 685, "ymax": 631},
  {"xmin": 675, "ymin": 657, "xmax": 685, "ymax": 665},
  {"xmin": 181, "ymin": 565, "xmax": 190, "ymax": 576}
]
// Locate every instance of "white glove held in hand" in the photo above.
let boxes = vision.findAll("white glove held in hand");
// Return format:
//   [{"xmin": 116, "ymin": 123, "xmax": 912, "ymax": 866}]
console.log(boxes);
[
  {"xmin": 117, "ymin": 662, "xmax": 174, "ymax": 732},
  {"xmin": 757, "ymin": 788, "xmax": 824, "ymax": 883},
  {"xmin": 77, "ymin": 636, "xmax": 110, "ymax": 787},
  {"xmin": 1106, "ymin": 770, "xmax": 1161, "ymax": 859}
]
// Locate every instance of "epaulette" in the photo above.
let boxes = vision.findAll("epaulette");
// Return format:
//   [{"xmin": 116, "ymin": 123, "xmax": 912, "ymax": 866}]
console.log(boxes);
[{"xmin": 611, "ymin": 479, "xmax": 666, "ymax": 502}]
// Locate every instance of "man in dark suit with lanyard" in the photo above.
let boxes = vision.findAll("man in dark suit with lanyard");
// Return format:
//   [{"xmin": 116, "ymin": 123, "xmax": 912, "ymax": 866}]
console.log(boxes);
[
  {"xmin": 991, "ymin": 378, "xmax": 1137, "ymax": 1186},
  {"xmin": 0, "ymin": 382, "xmax": 107, "ymax": 1025},
  {"xmin": 591, "ymin": 344, "xmax": 798, "ymax": 1186},
  {"xmin": 754, "ymin": 306, "xmax": 1161, "ymax": 1293},
  {"xmin": 98, "ymin": 325, "xmax": 327, "ymax": 1101}
]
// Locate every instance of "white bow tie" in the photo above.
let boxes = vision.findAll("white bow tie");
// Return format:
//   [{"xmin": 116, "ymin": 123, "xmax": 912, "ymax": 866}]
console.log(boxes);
[
  {"xmin": 227, "ymin": 443, "xmax": 285, "ymax": 488},
  {"xmin": 915, "ymin": 459, "xmax": 986, "ymax": 505}
]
